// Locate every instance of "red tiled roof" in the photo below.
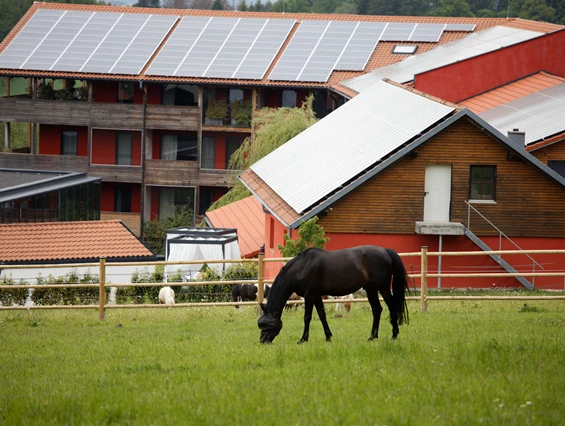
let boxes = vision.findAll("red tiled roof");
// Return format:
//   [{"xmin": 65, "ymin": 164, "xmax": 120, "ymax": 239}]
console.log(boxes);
[
  {"xmin": 0, "ymin": 220, "xmax": 154, "ymax": 262},
  {"xmin": 205, "ymin": 196, "xmax": 265, "ymax": 258},
  {"xmin": 460, "ymin": 72, "xmax": 565, "ymax": 114},
  {"xmin": 0, "ymin": 2, "xmax": 559, "ymax": 88}
]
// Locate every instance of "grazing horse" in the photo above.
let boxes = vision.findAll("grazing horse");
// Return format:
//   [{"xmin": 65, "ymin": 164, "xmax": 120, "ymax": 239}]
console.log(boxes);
[
  {"xmin": 258, "ymin": 246, "xmax": 409, "ymax": 344},
  {"xmin": 231, "ymin": 284, "xmax": 257, "ymax": 308},
  {"xmin": 159, "ymin": 286, "xmax": 175, "ymax": 306}
]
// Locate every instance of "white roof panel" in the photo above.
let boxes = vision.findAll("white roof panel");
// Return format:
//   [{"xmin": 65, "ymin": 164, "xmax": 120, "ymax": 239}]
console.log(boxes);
[
  {"xmin": 479, "ymin": 82, "xmax": 565, "ymax": 144},
  {"xmin": 250, "ymin": 80, "xmax": 454, "ymax": 213},
  {"xmin": 343, "ymin": 26, "xmax": 542, "ymax": 93}
]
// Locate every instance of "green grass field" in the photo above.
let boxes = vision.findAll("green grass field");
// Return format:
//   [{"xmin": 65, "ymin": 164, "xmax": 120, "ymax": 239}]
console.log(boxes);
[{"xmin": 1, "ymin": 299, "xmax": 564, "ymax": 425}]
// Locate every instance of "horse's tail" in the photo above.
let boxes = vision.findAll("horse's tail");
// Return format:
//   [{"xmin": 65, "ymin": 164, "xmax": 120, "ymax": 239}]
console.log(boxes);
[{"xmin": 385, "ymin": 248, "xmax": 410, "ymax": 325}]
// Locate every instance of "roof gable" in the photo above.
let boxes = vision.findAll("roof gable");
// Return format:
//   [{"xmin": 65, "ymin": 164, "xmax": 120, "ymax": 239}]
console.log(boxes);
[{"xmin": 0, "ymin": 220, "xmax": 154, "ymax": 263}]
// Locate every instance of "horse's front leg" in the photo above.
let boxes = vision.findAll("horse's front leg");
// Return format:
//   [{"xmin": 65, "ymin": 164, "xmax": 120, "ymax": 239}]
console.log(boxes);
[
  {"xmin": 314, "ymin": 297, "xmax": 332, "ymax": 342},
  {"xmin": 367, "ymin": 290, "xmax": 383, "ymax": 341},
  {"xmin": 298, "ymin": 299, "xmax": 314, "ymax": 344}
]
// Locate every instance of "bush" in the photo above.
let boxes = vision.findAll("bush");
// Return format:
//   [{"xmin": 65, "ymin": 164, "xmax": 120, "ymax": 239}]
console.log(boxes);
[
  {"xmin": 31, "ymin": 269, "xmax": 103, "ymax": 306},
  {"xmin": 117, "ymin": 267, "xmax": 164, "ymax": 304},
  {"xmin": 0, "ymin": 275, "xmax": 29, "ymax": 306}
]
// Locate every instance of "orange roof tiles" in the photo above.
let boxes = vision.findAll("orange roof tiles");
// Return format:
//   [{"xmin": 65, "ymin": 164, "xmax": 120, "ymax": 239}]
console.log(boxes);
[
  {"xmin": 0, "ymin": 220, "xmax": 154, "ymax": 262},
  {"xmin": 205, "ymin": 196, "xmax": 265, "ymax": 258},
  {"xmin": 460, "ymin": 72, "xmax": 565, "ymax": 114},
  {"xmin": 1, "ymin": 2, "xmax": 559, "ymax": 89}
]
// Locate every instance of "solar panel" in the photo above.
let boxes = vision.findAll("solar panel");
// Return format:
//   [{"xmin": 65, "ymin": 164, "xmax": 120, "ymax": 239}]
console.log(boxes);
[
  {"xmin": 232, "ymin": 19, "xmax": 295, "ymax": 80},
  {"xmin": 109, "ymin": 14, "xmax": 177, "ymax": 75},
  {"xmin": 298, "ymin": 21, "xmax": 357, "ymax": 82},
  {"xmin": 335, "ymin": 22, "xmax": 386, "ymax": 71},
  {"xmin": 380, "ymin": 23, "xmax": 416, "ymax": 42},
  {"xmin": 51, "ymin": 12, "xmax": 121, "ymax": 72},
  {"xmin": 145, "ymin": 16, "xmax": 210, "ymax": 77},
  {"xmin": 204, "ymin": 18, "xmax": 267, "ymax": 79},
  {"xmin": 409, "ymin": 23, "xmax": 445, "ymax": 43},
  {"xmin": 174, "ymin": 17, "xmax": 239, "ymax": 77},
  {"xmin": 0, "ymin": 9, "xmax": 65, "ymax": 69},
  {"xmin": 268, "ymin": 20, "xmax": 328, "ymax": 81},
  {"xmin": 445, "ymin": 24, "xmax": 476, "ymax": 32}
]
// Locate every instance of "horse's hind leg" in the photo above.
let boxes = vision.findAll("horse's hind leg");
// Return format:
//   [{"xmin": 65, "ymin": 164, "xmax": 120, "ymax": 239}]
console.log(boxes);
[
  {"xmin": 366, "ymin": 288, "xmax": 383, "ymax": 341},
  {"xmin": 298, "ymin": 299, "xmax": 314, "ymax": 344},
  {"xmin": 381, "ymin": 291, "xmax": 399, "ymax": 339},
  {"xmin": 314, "ymin": 297, "xmax": 332, "ymax": 342}
]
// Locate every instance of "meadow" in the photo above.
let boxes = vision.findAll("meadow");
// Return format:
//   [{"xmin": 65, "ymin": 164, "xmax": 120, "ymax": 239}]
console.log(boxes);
[{"xmin": 1, "ymin": 299, "xmax": 564, "ymax": 425}]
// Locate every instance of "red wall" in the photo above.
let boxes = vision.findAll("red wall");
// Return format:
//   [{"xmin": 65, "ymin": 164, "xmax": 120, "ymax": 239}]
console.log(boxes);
[
  {"xmin": 39, "ymin": 125, "xmax": 88, "ymax": 156},
  {"xmin": 414, "ymin": 29, "xmax": 565, "ymax": 103},
  {"xmin": 93, "ymin": 80, "xmax": 144, "ymax": 103},
  {"xmin": 146, "ymin": 83, "xmax": 162, "ymax": 105},
  {"xmin": 263, "ymin": 212, "xmax": 565, "ymax": 290},
  {"xmin": 263, "ymin": 88, "xmax": 310, "ymax": 108},
  {"xmin": 100, "ymin": 182, "xmax": 141, "ymax": 213},
  {"xmin": 92, "ymin": 129, "xmax": 141, "ymax": 166}
]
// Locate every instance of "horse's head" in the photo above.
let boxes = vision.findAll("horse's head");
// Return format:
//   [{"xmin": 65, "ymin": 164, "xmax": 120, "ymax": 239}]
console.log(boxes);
[{"xmin": 258, "ymin": 303, "xmax": 282, "ymax": 344}]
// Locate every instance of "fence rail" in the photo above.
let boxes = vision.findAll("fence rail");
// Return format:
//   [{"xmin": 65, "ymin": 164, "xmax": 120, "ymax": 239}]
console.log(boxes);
[{"xmin": 2, "ymin": 247, "xmax": 565, "ymax": 317}]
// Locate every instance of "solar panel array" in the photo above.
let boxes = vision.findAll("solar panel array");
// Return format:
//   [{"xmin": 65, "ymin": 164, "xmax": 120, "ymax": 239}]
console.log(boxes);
[
  {"xmin": 146, "ymin": 17, "xmax": 295, "ymax": 80},
  {"xmin": 0, "ymin": 8, "xmax": 477, "ymax": 82},
  {"xmin": 0, "ymin": 9, "xmax": 177, "ymax": 74}
]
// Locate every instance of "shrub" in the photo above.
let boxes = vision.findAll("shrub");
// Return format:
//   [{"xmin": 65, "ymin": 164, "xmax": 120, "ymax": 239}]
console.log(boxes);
[
  {"xmin": 31, "ymin": 269, "xmax": 103, "ymax": 306},
  {"xmin": 0, "ymin": 275, "xmax": 29, "ymax": 306},
  {"xmin": 118, "ymin": 267, "xmax": 163, "ymax": 304}
]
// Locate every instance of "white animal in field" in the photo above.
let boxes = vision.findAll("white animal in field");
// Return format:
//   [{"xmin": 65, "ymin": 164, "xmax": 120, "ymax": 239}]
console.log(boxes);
[{"xmin": 159, "ymin": 286, "xmax": 175, "ymax": 306}]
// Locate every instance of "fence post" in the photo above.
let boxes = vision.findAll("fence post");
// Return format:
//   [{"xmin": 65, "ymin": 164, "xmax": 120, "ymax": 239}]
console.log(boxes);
[
  {"xmin": 99, "ymin": 258, "xmax": 106, "ymax": 321},
  {"xmin": 257, "ymin": 246, "xmax": 265, "ymax": 315},
  {"xmin": 420, "ymin": 246, "xmax": 428, "ymax": 313}
]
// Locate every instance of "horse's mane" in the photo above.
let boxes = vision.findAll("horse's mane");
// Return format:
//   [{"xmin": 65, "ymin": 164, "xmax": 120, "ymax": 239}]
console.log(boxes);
[{"xmin": 266, "ymin": 249, "xmax": 312, "ymax": 307}]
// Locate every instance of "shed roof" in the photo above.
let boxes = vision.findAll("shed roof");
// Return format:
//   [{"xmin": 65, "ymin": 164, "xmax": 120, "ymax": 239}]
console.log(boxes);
[
  {"xmin": 205, "ymin": 196, "xmax": 265, "ymax": 258},
  {"xmin": 0, "ymin": 2, "xmax": 558, "ymax": 90},
  {"xmin": 0, "ymin": 220, "xmax": 154, "ymax": 263}
]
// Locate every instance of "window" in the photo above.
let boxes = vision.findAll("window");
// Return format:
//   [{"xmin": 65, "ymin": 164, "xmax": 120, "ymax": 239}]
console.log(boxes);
[
  {"xmin": 392, "ymin": 45, "xmax": 418, "ymax": 54},
  {"xmin": 116, "ymin": 133, "xmax": 133, "ymax": 165},
  {"xmin": 115, "ymin": 186, "xmax": 132, "ymax": 212},
  {"xmin": 201, "ymin": 136, "xmax": 216, "ymax": 169},
  {"xmin": 229, "ymin": 88, "xmax": 243, "ymax": 103},
  {"xmin": 61, "ymin": 131, "xmax": 78, "ymax": 156},
  {"xmin": 159, "ymin": 187, "xmax": 195, "ymax": 219},
  {"xmin": 281, "ymin": 90, "xmax": 297, "ymax": 108},
  {"xmin": 548, "ymin": 160, "xmax": 565, "ymax": 178},
  {"xmin": 470, "ymin": 166, "xmax": 496, "ymax": 200},
  {"xmin": 118, "ymin": 82, "xmax": 134, "ymax": 104},
  {"xmin": 226, "ymin": 137, "xmax": 242, "ymax": 169},
  {"xmin": 162, "ymin": 84, "xmax": 198, "ymax": 106},
  {"xmin": 198, "ymin": 188, "xmax": 215, "ymax": 215},
  {"xmin": 161, "ymin": 134, "xmax": 197, "ymax": 161}
]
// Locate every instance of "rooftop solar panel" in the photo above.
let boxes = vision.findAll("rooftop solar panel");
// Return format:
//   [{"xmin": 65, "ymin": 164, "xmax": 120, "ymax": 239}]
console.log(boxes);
[
  {"xmin": 145, "ymin": 16, "xmax": 211, "ymax": 76},
  {"xmin": 409, "ymin": 23, "xmax": 445, "ymax": 43},
  {"xmin": 232, "ymin": 19, "xmax": 295, "ymax": 80},
  {"xmin": 380, "ymin": 23, "xmax": 415, "ymax": 42},
  {"xmin": 0, "ymin": 9, "xmax": 66, "ymax": 69},
  {"xmin": 445, "ymin": 23, "xmax": 476, "ymax": 32},
  {"xmin": 335, "ymin": 22, "xmax": 386, "ymax": 71}
]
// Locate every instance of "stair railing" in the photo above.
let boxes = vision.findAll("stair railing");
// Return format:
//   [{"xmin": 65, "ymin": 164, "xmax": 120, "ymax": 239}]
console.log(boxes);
[{"xmin": 465, "ymin": 201, "xmax": 544, "ymax": 285}]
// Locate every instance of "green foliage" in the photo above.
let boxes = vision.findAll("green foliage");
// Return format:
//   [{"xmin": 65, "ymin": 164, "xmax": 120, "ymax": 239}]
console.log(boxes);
[
  {"xmin": 116, "ymin": 267, "xmax": 165, "ymax": 304},
  {"xmin": 277, "ymin": 216, "xmax": 330, "ymax": 257},
  {"xmin": 230, "ymin": 99, "xmax": 253, "ymax": 126},
  {"xmin": 209, "ymin": 95, "xmax": 317, "ymax": 211},
  {"xmin": 185, "ymin": 262, "xmax": 258, "ymax": 302},
  {"xmin": 31, "ymin": 269, "xmax": 103, "ymax": 306},
  {"xmin": 0, "ymin": 122, "xmax": 29, "ymax": 152},
  {"xmin": 143, "ymin": 204, "xmax": 194, "ymax": 256},
  {"xmin": 205, "ymin": 97, "xmax": 229, "ymax": 121},
  {"xmin": 133, "ymin": 0, "xmax": 161, "ymax": 6},
  {"xmin": 0, "ymin": 275, "xmax": 28, "ymax": 307}
]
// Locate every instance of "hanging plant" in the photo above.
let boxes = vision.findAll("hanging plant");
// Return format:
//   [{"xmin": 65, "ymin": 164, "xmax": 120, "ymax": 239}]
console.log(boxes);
[
  {"xmin": 205, "ymin": 97, "xmax": 229, "ymax": 121},
  {"xmin": 230, "ymin": 99, "xmax": 252, "ymax": 127}
]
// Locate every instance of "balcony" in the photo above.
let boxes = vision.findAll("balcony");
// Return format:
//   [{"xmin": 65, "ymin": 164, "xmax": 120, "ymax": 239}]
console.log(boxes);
[
  {"xmin": 145, "ymin": 159, "xmax": 230, "ymax": 187},
  {"xmin": 0, "ymin": 98, "xmax": 200, "ymax": 131}
]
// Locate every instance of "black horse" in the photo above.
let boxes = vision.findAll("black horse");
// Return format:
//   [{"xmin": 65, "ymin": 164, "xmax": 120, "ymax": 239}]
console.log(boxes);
[
  {"xmin": 231, "ymin": 284, "xmax": 271, "ymax": 309},
  {"xmin": 258, "ymin": 246, "xmax": 409, "ymax": 344}
]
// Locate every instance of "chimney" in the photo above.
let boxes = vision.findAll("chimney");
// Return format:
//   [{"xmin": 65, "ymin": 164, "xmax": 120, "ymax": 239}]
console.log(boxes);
[{"xmin": 507, "ymin": 128, "xmax": 526, "ymax": 148}]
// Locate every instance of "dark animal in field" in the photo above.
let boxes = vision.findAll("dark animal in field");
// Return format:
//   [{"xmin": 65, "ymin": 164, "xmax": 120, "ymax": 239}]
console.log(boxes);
[
  {"xmin": 258, "ymin": 246, "xmax": 409, "ymax": 344},
  {"xmin": 231, "ymin": 284, "xmax": 257, "ymax": 308}
]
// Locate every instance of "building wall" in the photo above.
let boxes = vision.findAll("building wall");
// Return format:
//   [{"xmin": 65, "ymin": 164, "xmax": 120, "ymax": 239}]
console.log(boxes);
[
  {"xmin": 529, "ymin": 140, "xmax": 565, "ymax": 163},
  {"xmin": 414, "ymin": 30, "xmax": 565, "ymax": 102},
  {"xmin": 91, "ymin": 129, "xmax": 142, "ymax": 166},
  {"xmin": 101, "ymin": 182, "xmax": 141, "ymax": 213},
  {"xmin": 39, "ymin": 125, "xmax": 88, "ymax": 156}
]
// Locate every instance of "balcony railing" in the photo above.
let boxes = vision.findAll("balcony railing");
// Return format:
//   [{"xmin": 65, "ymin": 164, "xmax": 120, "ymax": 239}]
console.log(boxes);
[
  {"xmin": 0, "ymin": 98, "xmax": 200, "ymax": 131},
  {"xmin": 145, "ymin": 159, "xmax": 229, "ymax": 187}
]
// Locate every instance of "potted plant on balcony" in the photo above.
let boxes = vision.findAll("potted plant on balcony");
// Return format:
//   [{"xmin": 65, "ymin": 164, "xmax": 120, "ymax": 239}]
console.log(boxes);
[
  {"xmin": 230, "ymin": 99, "xmax": 252, "ymax": 127},
  {"xmin": 205, "ymin": 97, "xmax": 228, "ymax": 126}
]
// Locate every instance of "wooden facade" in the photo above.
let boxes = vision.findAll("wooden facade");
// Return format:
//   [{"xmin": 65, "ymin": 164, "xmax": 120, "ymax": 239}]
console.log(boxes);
[{"xmin": 318, "ymin": 118, "xmax": 565, "ymax": 239}]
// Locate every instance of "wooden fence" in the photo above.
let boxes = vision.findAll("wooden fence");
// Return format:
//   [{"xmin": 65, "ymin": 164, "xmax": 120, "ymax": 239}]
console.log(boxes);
[{"xmin": 1, "ymin": 247, "xmax": 565, "ymax": 319}]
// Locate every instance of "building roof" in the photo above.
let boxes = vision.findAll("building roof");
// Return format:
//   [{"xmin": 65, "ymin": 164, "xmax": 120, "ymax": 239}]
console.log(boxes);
[
  {"xmin": 0, "ymin": 220, "xmax": 154, "ymax": 263},
  {"xmin": 0, "ymin": 2, "xmax": 559, "ymax": 90},
  {"xmin": 0, "ymin": 169, "xmax": 100, "ymax": 203},
  {"xmin": 342, "ymin": 25, "xmax": 548, "ymax": 93},
  {"xmin": 204, "ymin": 196, "xmax": 265, "ymax": 258},
  {"xmin": 478, "ymin": 81, "xmax": 565, "ymax": 145},
  {"xmin": 460, "ymin": 72, "xmax": 565, "ymax": 114},
  {"xmin": 240, "ymin": 80, "xmax": 565, "ymax": 228}
]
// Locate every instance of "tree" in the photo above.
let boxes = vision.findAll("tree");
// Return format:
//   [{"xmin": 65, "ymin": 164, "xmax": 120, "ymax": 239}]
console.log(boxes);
[
  {"xmin": 518, "ymin": 0, "xmax": 556, "ymax": 21},
  {"xmin": 143, "ymin": 204, "xmax": 194, "ymax": 255},
  {"xmin": 208, "ymin": 95, "xmax": 317, "ymax": 210},
  {"xmin": 133, "ymin": 0, "xmax": 161, "ymax": 6},
  {"xmin": 189, "ymin": 0, "xmax": 213, "ymax": 9},
  {"xmin": 427, "ymin": 0, "xmax": 474, "ymax": 16},
  {"xmin": 162, "ymin": 0, "xmax": 189, "ymax": 7},
  {"xmin": 277, "ymin": 216, "xmax": 330, "ymax": 257},
  {"xmin": 238, "ymin": 0, "xmax": 248, "ymax": 10},
  {"xmin": 211, "ymin": 0, "xmax": 226, "ymax": 9}
]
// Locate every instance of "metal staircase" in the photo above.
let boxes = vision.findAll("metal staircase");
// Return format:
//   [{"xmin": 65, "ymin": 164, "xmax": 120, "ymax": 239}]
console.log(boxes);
[{"xmin": 463, "ymin": 226, "xmax": 535, "ymax": 290}]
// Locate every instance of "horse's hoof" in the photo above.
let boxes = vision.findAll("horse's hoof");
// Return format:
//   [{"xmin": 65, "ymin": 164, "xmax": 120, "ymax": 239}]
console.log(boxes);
[
  {"xmin": 368, "ymin": 336, "xmax": 376, "ymax": 341},
  {"xmin": 392, "ymin": 334, "xmax": 398, "ymax": 340},
  {"xmin": 326, "ymin": 337, "xmax": 332, "ymax": 342},
  {"xmin": 297, "ymin": 339, "xmax": 307, "ymax": 344}
]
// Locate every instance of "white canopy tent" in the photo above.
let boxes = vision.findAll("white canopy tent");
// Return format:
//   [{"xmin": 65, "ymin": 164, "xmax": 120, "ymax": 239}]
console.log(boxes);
[{"xmin": 164, "ymin": 227, "xmax": 241, "ymax": 280}]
